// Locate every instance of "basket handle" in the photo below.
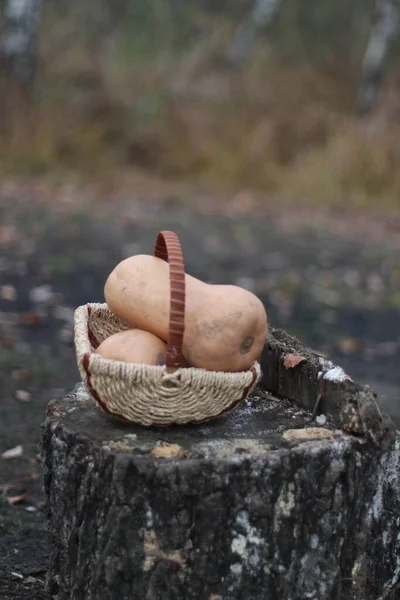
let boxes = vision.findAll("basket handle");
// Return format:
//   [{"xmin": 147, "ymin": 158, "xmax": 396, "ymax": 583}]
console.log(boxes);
[{"xmin": 154, "ymin": 231, "xmax": 186, "ymax": 369}]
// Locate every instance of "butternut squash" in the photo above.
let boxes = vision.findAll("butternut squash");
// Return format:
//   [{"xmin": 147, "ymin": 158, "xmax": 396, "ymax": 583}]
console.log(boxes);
[
  {"xmin": 104, "ymin": 255, "xmax": 268, "ymax": 372},
  {"xmin": 96, "ymin": 329, "xmax": 167, "ymax": 366}
]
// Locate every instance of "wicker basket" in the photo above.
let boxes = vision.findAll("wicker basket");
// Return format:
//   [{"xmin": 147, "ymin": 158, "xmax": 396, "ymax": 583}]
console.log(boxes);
[{"xmin": 74, "ymin": 231, "xmax": 262, "ymax": 426}]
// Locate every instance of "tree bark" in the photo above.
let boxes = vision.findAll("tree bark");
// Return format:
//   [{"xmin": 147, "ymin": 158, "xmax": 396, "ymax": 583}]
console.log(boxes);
[
  {"xmin": 0, "ymin": 0, "xmax": 43, "ymax": 85},
  {"xmin": 356, "ymin": 0, "xmax": 398, "ymax": 114},
  {"xmin": 227, "ymin": 0, "xmax": 282, "ymax": 65},
  {"xmin": 0, "ymin": 0, "xmax": 43, "ymax": 138},
  {"xmin": 42, "ymin": 328, "xmax": 400, "ymax": 600}
]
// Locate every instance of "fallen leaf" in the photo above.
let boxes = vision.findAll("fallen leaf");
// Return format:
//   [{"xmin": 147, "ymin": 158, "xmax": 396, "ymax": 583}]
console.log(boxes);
[
  {"xmin": 0, "ymin": 225, "xmax": 18, "ymax": 247},
  {"xmin": 1, "ymin": 444, "xmax": 23, "ymax": 459},
  {"xmin": 337, "ymin": 337, "xmax": 363, "ymax": 354},
  {"xmin": 21, "ymin": 312, "xmax": 43, "ymax": 327},
  {"xmin": 283, "ymin": 428, "xmax": 334, "ymax": 442},
  {"xmin": 150, "ymin": 443, "xmax": 186, "ymax": 459},
  {"xmin": 1, "ymin": 336, "xmax": 15, "ymax": 349},
  {"xmin": 8, "ymin": 492, "xmax": 28, "ymax": 505},
  {"xmin": 0, "ymin": 285, "xmax": 17, "ymax": 301},
  {"xmin": 12, "ymin": 370, "xmax": 33, "ymax": 381},
  {"xmin": 15, "ymin": 390, "xmax": 31, "ymax": 402},
  {"xmin": 283, "ymin": 354, "xmax": 306, "ymax": 369}
]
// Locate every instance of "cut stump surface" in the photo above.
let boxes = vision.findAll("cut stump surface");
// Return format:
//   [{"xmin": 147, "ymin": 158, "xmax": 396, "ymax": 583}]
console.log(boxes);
[{"xmin": 42, "ymin": 329, "xmax": 400, "ymax": 600}]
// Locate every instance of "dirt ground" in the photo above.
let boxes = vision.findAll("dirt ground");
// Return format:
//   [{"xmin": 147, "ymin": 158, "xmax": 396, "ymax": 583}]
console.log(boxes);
[{"xmin": 0, "ymin": 175, "xmax": 399, "ymax": 598}]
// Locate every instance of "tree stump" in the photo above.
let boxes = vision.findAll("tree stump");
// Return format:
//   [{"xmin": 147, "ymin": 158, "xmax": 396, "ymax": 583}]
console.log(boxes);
[{"xmin": 42, "ymin": 328, "xmax": 400, "ymax": 600}]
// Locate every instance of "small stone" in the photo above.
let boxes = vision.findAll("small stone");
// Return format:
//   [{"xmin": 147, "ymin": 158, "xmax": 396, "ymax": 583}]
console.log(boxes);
[
  {"xmin": 53, "ymin": 305, "xmax": 74, "ymax": 322},
  {"xmin": 324, "ymin": 366, "xmax": 351, "ymax": 382},
  {"xmin": 29, "ymin": 285, "xmax": 54, "ymax": 304},
  {"xmin": 315, "ymin": 414, "xmax": 327, "ymax": 426},
  {"xmin": 15, "ymin": 390, "xmax": 31, "ymax": 402},
  {"xmin": 1, "ymin": 444, "xmax": 23, "ymax": 459}
]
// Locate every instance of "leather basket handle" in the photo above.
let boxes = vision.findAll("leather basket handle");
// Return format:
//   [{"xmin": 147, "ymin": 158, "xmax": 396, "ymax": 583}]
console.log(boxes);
[{"xmin": 154, "ymin": 231, "xmax": 186, "ymax": 369}]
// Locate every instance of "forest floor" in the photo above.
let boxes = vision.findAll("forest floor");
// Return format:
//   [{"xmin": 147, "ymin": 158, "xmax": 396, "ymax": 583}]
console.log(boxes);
[{"xmin": 0, "ymin": 172, "xmax": 400, "ymax": 598}]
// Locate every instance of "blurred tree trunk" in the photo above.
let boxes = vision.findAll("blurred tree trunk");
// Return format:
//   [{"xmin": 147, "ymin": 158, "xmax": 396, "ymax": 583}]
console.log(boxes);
[
  {"xmin": 0, "ymin": 0, "xmax": 43, "ymax": 138},
  {"xmin": 356, "ymin": 0, "xmax": 398, "ymax": 114},
  {"xmin": 227, "ymin": 0, "xmax": 281, "ymax": 65},
  {"xmin": 0, "ymin": 0, "xmax": 42, "ymax": 84}
]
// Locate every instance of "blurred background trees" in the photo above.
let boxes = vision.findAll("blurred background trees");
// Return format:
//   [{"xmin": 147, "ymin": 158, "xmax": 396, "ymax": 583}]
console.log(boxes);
[{"xmin": 0, "ymin": 0, "xmax": 400, "ymax": 209}]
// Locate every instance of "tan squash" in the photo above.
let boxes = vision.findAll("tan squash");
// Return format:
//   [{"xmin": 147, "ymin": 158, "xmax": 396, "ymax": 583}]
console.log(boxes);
[
  {"xmin": 96, "ymin": 329, "xmax": 167, "ymax": 366},
  {"xmin": 104, "ymin": 255, "xmax": 268, "ymax": 372}
]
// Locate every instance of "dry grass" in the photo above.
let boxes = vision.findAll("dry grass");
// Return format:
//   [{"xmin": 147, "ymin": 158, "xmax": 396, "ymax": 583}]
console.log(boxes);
[{"xmin": 1, "ymin": 2, "xmax": 400, "ymax": 212}]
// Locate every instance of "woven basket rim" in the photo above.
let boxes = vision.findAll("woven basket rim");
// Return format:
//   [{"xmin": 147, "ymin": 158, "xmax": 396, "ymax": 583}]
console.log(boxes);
[{"xmin": 87, "ymin": 352, "xmax": 260, "ymax": 377}]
